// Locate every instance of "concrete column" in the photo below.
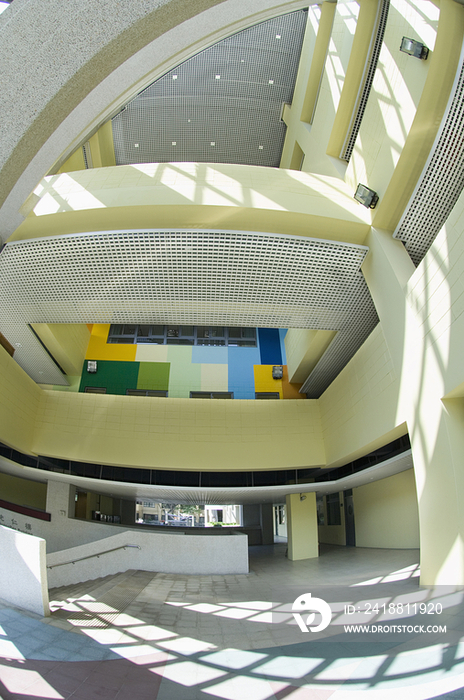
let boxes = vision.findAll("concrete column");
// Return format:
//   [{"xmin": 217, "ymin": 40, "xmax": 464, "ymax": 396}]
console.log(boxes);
[
  {"xmin": 260, "ymin": 503, "xmax": 274, "ymax": 545},
  {"xmin": 286, "ymin": 492, "xmax": 318, "ymax": 561},
  {"xmin": 45, "ymin": 480, "xmax": 76, "ymax": 521},
  {"xmin": 362, "ymin": 228, "xmax": 464, "ymax": 585},
  {"xmin": 120, "ymin": 499, "xmax": 136, "ymax": 526},
  {"xmin": 242, "ymin": 504, "xmax": 261, "ymax": 527}
]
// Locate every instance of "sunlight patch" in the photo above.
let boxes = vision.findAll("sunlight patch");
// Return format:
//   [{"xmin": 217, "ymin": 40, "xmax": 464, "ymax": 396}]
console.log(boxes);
[
  {"xmin": 82, "ymin": 628, "xmax": 135, "ymax": 645},
  {"xmin": 124, "ymin": 625, "xmax": 177, "ymax": 641},
  {"xmin": 204, "ymin": 674, "xmax": 285, "ymax": 700},
  {"xmin": 201, "ymin": 648, "xmax": 267, "ymax": 670},
  {"xmin": 152, "ymin": 660, "xmax": 226, "ymax": 686},
  {"xmin": 0, "ymin": 639, "xmax": 25, "ymax": 660},
  {"xmin": 252, "ymin": 655, "xmax": 324, "ymax": 679},
  {"xmin": 0, "ymin": 667, "xmax": 63, "ymax": 697},
  {"xmin": 158, "ymin": 636, "xmax": 216, "ymax": 655},
  {"xmin": 186, "ymin": 603, "xmax": 226, "ymax": 614},
  {"xmin": 213, "ymin": 608, "xmax": 255, "ymax": 620}
]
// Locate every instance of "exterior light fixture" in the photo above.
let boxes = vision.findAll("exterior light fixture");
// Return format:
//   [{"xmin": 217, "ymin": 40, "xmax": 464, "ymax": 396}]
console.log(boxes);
[
  {"xmin": 400, "ymin": 37, "xmax": 429, "ymax": 60},
  {"xmin": 300, "ymin": 494, "xmax": 307, "ymax": 501},
  {"xmin": 354, "ymin": 183, "xmax": 379, "ymax": 209},
  {"xmin": 272, "ymin": 365, "xmax": 283, "ymax": 379},
  {"xmin": 87, "ymin": 360, "xmax": 97, "ymax": 373}
]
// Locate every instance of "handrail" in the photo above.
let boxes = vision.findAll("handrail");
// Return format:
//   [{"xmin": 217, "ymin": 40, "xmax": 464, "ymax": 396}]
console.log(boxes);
[{"xmin": 47, "ymin": 544, "xmax": 141, "ymax": 569}]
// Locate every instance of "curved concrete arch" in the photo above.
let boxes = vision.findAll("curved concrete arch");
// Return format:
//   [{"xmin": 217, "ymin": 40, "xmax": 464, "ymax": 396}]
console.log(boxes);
[{"xmin": 0, "ymin": 0, "xmax": 308, "ymax": 239}]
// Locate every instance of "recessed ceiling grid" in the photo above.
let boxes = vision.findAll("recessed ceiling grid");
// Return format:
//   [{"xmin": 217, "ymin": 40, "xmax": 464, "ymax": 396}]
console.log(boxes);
[
  {"xmin": 111, "ymin": 10, "xmax": 307, "ymax": 168},
  {"xmin": 393, "ymin": 48, "xmax": 464, "ymax": 266},
  {"xmin": 0, "ymin": 229, "xmax": 378, "ymax": 392}
]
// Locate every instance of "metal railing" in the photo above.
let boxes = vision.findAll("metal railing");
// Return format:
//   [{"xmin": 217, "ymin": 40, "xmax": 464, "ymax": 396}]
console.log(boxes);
[{"xmin": 47, "ymin": 544, "xmax": 141, "ymax": 569}]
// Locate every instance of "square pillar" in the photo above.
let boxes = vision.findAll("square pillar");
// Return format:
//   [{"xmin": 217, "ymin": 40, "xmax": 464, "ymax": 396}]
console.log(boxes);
[{"xmin": 286, "ymin": 492, "xmax": 318, "ymax": 560}]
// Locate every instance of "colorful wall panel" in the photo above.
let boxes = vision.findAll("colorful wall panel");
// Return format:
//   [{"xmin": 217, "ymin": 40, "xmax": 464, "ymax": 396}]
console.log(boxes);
[{"xmin": 79, "ymin": 325, "xmax": 303, "ymax": 399}]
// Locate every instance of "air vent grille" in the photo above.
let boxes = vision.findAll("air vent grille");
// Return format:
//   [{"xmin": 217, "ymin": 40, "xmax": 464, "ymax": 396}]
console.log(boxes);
[
  {"xmin": 341, "ymin": 0, "xmax": 390, "ymax": 162},
  {"xmin": 394, "ymin": 50, "xmax": 464, "ymax": 265}
]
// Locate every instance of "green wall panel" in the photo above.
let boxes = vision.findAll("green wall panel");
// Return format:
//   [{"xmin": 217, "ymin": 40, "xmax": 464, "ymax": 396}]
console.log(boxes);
[
  {"xmin": 137, "ymin": 362, "xmax": 170, "ymax": 391},
  {"xmin": 79, "ymin": 360, "xmax": 140, "ymax": 395},
  {"xmin": 166, "ymin": 346, "xmax": 201, "ymax": 398}
]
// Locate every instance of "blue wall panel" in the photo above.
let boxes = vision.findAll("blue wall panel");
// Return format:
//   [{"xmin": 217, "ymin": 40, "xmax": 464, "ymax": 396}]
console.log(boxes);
[
  {"xmin": 279, "ymin": 329, "xmax": 287, "ymax": 364},
  {"xmin": 228, "ymin": 346, "xmax": 261, "ymax": 399},
  {"xmin": 258, "ymin": 328, "xmax": 282, "ymax": 365},
  {"xmin": 191, "ymin": 346, "xmax": 229, "ymax": 364}
]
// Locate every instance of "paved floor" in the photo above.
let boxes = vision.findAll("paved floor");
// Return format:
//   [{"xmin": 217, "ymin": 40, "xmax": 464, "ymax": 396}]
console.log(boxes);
[{"xmin": 1, "ymin": 543, "xmax": 464, "ymax": 699}]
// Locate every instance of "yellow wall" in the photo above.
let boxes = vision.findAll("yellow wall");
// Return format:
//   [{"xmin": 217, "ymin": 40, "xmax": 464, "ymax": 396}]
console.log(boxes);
[
  {"xmin": 88, "ymin": 122, "xmax": 116, "ymax": 168},
  {"xmin": 31, "ymin": 391, "xmax": 325, "ymax": 471},
  {"xmin": 32, "ymin": 324, "xmax": 91, "ymax": 376},
  {"xmin": 0, "ymin": 472, "xmax": 47, "ymax": 510},
  {"xmin": 353, "ymin": 469, "xmax": 420, "ymax": 548},
  {"xmin": 345, "ymin": 0, "xmax": 437, "ymax": 196},
  {"xmin": 373, "ymin": 0, "xmax": 464, "ymax": 231},
  {"xmin": 285, "ymin": 328, "xmax": 336, "ymax": 383},
  {"xmin": 281, "ymin": 0, "xmax": 359, "ymax": 178},
  {"xmin": 327, "ymin": 0, "xmax": 382, "ymax": 159},
  {"xmin": 286, "ymin": 492, "xmax": 319, "ymax": 560},
  {"xmin": 253, "ymin": 365, "xmax": 283, "ymax": 398},
  {"xmin": 0, "ymin": 347, "xmax": 41, "ymax": 454},
  {"xmin": 12, "ymin": 164, "xmax": 371, "ymax": 246},
  {"xmin": 85, "ymin": 324, "xmax": 137, "ymax": 362},
  {"xmin": 57, "ymin": 148, "xmax": 86, "ymax": 173},
  {"xmin": 57, "ymin": 121, "xmax": 116, "ymax": 174},
  {"xmin": 280, "ymin": 2, "xmax": 337, "ymax": 167},
  {"xmin": 319, "ymin": 324, "xmax": 406, "ymax": 468}
]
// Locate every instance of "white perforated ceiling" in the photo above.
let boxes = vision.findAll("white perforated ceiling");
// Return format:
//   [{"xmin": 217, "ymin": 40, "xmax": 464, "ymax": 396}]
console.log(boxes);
[{"xmin": 0, "ymin": 229, "xmax": 378, "ymax": 394}]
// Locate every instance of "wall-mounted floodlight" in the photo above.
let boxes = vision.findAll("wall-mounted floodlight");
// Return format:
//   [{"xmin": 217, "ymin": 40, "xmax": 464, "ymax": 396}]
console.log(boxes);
[
  {"xmin": 400, "ymin": 37, "xmax": 429, "ymax": 60},
  {"xmin": 354, "ymin": 184, "xmax": 379, "ymax": 209},
  {"xmin": 87, "ymin": 360, "xmax": 97, "ymax": 373},
  {"xmin": 272, "ymin": 365, "xmax": 283, "ymax": 379}
]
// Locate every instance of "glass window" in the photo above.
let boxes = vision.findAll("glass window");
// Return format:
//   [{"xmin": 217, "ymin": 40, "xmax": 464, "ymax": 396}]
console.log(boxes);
[
  {"xmin": 190, "ymin": 391, "xmax": 233, "ymax": 399},
  {"xmin": 326, "ymin": 493, "xmax": 341, "ymax": 526},
  {"xmin": 108, "ymin": 324, "xmax": 257, "ymax": 347}
]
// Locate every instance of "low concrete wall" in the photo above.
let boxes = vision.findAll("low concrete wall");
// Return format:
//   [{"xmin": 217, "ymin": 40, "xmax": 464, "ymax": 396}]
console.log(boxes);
[
  {"xmin": 47, "ymin": 529, "xmax": 248, "ymax": 587},
  {"xmin": 1, "ymin": 480, "xmax": 249, "ymax": 589},
  {"xmin": 0, "ymin": 525, "xmax": 49, "ymax": 616}
]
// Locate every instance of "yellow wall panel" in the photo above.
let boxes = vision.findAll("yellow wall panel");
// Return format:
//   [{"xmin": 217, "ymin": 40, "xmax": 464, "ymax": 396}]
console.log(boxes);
[
  {"xmin": 32, "ymin": 323, "xmax": 90, "ymax": 376},
  {"xmin": 31, "ymin": 391, "xmax": 325, "ymax": 471},
  {"xmin": 0, "ymin": 349, "xmax": 41, "ymax": 454},
  {"xmin": 200, "ymin": 364, "xmax": 228, "ymax": 392},
  {"xmin": 135, "ymin": 344, "xmax": 169, "ymax": 362},
  {"xmin": 12, "ymin": 164, "xmax": 371, "ymax": 246},
  {"xmin": 320, "ymin": 324, "xmax": 405, "ymax": 468},
  {"xmin": 353, "ymin": 470, "xmax": 420, "ymax": 549},
  {"xmin": 281, "ymin": 366, "xmax": 304, "ymax": 399},
  {"xmin": 85, "ymin": 324, "xmax": 136, "ymax": 362},
  {"xmin": 254, "ymin": 365, "xmax": 283, "ymax": 398}
]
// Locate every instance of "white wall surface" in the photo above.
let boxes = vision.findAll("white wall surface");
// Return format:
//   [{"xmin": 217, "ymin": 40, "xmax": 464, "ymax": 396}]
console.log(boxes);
[
  {"xmin": 47, "ymin": 529, "xmax": 248, "ymax": 587},
  {"xmin": 1, "ymin": 480, "xmax": 248, "ymax": 588},
  {"xmin": 0, "ymin": 525, "xmax": 49, "ymax": 616}
]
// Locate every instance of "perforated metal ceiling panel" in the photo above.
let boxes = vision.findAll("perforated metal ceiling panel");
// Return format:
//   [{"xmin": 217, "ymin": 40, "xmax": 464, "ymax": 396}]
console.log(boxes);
[
  {"xmin": 112, "ymin": 10, "xmax": 307, "ymax": 168},
  {"xmin": 394, "ymin": 47, "xmax": 464, "ymax": 266},
  {"xmin": 0, "ymin": 229, "xmax": 378, "ymax": 393}
]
